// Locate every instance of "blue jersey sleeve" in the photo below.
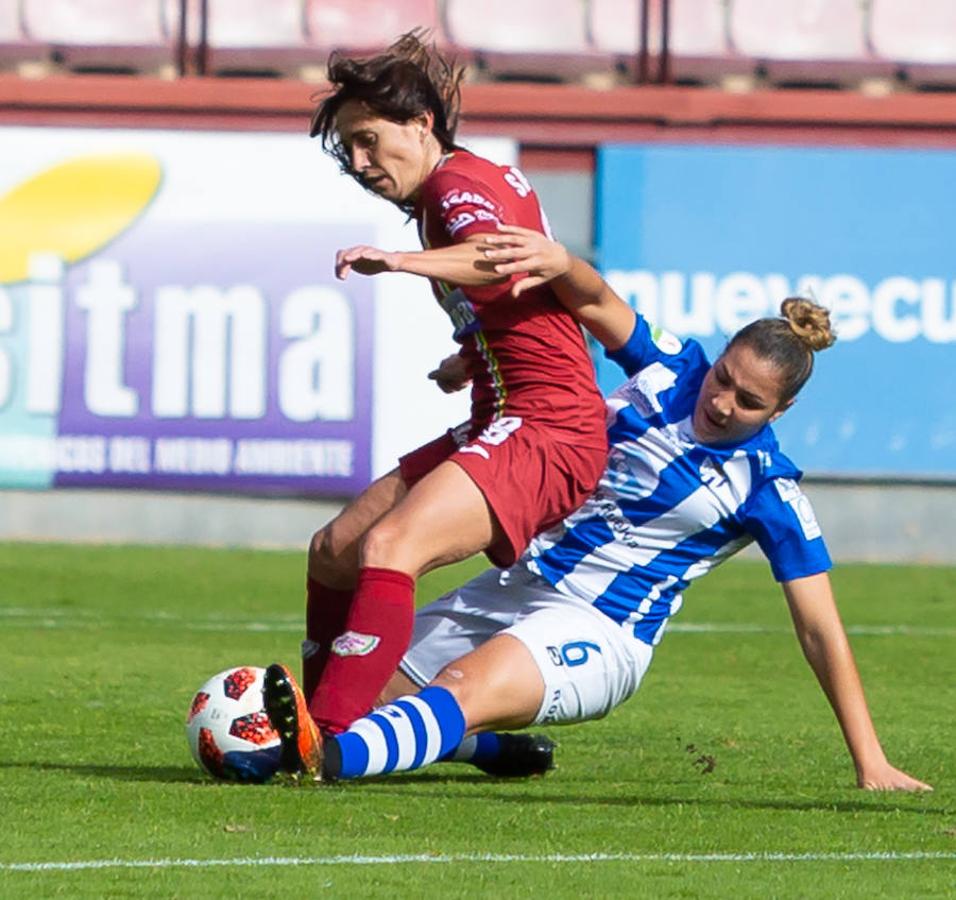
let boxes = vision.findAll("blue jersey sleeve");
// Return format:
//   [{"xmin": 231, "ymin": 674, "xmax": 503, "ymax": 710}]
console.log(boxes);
[
  {"xmin": 604, "ymin": 315, "xmax": 682, "ymax": 377},
  {"xmin": 741, "ymin": 477, "xmax": 832, "ymax": 582}
]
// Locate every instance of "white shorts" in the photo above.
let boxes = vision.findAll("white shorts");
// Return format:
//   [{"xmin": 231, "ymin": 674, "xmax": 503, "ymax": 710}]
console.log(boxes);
[{"xmin": 400, "ymin": 565, "xmax": 654, "ymax": 726}]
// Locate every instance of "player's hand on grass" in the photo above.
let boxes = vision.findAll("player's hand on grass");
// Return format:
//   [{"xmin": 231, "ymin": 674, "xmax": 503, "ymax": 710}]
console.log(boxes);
[
  {"xmin": 428, "ymin": 353, "xmax": 471, "ymax": 393},
  {"xmin": 857, "ymin": 760, "xmax": 933, "ymax": 792},
  {"xmin": 336, "ymin": 245, "xmax": 403, "ymax": 279},
  {"xmin": 481, "ymin": 224, "xmax": 572, "ymax": 297}
]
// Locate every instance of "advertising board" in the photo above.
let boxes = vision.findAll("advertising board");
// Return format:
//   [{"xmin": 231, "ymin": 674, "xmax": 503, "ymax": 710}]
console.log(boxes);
[
  {"xmin": 0, "ymin": 127, "xmax": 515, "ymax": 494},
  {"xmin": 597, "ymin": 144, "xmax": 956, "ymax": 478}
]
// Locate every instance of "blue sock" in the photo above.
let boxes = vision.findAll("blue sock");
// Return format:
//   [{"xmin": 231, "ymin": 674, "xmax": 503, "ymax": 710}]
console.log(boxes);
[
  {"xmin": 443, "ymin": 732, "xmax": 502, "ymax": 767},
  {"xmin": 327, "ymin": 686, "xmax": 466, "ymax": 780}
]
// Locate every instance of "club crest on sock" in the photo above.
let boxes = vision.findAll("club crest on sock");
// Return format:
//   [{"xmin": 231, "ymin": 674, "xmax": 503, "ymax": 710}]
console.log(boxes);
[{"xmin": 331, "ymin": 631, "xmax": 381, "ymax": 657}]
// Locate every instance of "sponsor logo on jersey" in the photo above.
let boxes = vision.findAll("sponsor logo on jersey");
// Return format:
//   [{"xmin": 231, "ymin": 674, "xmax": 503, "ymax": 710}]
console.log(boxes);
[
  {"xmin": 440, "ymin": 188, "xmax": 498, "ymax": 214},
  {"xmin": 651, "ymin": 325, "xmax": 682, "ymax": 355},
  {"xmin": 774, "ymin": 477, "xmax": 802, "ymax": 502},
  {"xmin": 792, "ymin": 495, "xmax": 822, "ymax": 540},
  {"xmin": 331, "ymin": 630, "xmax": 381, "ymax": 657},
  {"xmin": 774, "ymin": 478, "xmax": 822, "ymax": 540},
  {"xmin": 447, "ymin": 210, "xmax": 476, "ymax": 236},
  {"xmin": 474, "ymin": 208, "xmax": 501, "ymax": 224},
  {"xmin": 627, "ymin": 361, "xmax": 679, "ymax": 414},
  {"xmin": 590, "ymin": 491, "xmax": 643, "ymax": 550},
  {"xmin": 699, "ymin": 457, "xmax": 726, "ymax": 487}
]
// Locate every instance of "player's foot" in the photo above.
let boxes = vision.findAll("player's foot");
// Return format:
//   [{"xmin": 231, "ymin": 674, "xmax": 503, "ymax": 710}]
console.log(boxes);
[
  {"xmin": 474, "ymin": 733, "xmax": 556, "ymax": 777},
  {"xmin": 262, "ymin": 663, "xmax": 324, "ymax": 780}
]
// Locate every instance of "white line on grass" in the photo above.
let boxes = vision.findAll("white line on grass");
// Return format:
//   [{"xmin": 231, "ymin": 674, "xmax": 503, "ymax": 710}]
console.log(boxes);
[
  {"xmin": 0, "ymin": 607, "xmax": 953, "ymax": 638},
  {"xmin": 3, "ymin": 852, "xmax": 956, "ymax": 872},
  {"xmin": 669, "ymin": 623, "xmax": 956, "ymax": 638}
]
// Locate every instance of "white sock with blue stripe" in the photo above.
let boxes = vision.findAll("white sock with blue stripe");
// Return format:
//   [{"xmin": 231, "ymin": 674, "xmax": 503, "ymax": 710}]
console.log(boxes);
[{"xmin": 325, "ymin": 686, "xmax": 466, "ymax": 780}]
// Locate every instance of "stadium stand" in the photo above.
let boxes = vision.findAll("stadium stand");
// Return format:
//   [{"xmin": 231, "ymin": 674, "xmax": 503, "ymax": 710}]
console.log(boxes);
[
  {"xmin": 2, "ymin": 1, "xmax": 956, "ymax": 95},
  {"xmin": 307, "ymin": 0, "xmax": 443, "ymax": 56},
  {"xmin": 444, "ymin": 0, "xmax": 601, "ymax": 82},
  {"xmin": 661, "ymin": 0, "xmax": 747, "ymax": 86},
  {"xmin": 0, "ymin": 1, "xmax": 43, "ymax": 71},
  {"xmin": 870, "ymin": 0, "xmax": 956, "ymax": 88},
  {"xmin": 588, "ymin": 0, "xmax": 653, "ymax": 80},
  {"xmin": 729, "ymin": 0, "xmax": 892, "ymax": 88},
  {"xmin": 204, "ymin": 0, "xmax": 311, "ymax": 76},
  {"xmin": 204, "ymin": 1, "xmax": 443, "ymax": 79},
  {"xmin": 20, "ymin": 0, "xmax": 182, "ymax": 76},
  {"xmin": 590, "ymin": 0, "xmax": 747, "ymax": 86}
]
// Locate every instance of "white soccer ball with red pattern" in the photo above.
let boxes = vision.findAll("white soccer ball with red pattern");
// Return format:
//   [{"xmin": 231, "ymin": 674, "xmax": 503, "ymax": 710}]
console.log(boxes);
[{"xmin": 185, "ymin": 666, "xmax": 282, "ymax": 783}]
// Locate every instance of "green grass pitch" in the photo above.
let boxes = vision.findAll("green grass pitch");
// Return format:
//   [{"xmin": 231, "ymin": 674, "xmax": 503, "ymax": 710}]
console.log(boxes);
[{"xmin": 1, "ymin": 542, "xmax": 954, "ymax": 897}]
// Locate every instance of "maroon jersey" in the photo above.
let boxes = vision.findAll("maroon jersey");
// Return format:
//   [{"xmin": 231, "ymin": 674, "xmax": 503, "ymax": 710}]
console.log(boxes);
[{"xmin": 414, "ymin": 150, "xmax": 605, "ymax": 449}]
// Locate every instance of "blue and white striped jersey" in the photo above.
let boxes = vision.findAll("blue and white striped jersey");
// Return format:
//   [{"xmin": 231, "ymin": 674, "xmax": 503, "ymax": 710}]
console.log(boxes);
[{"xmin": 522, "ymin": 315, "xmax": 832, "ymax": 646}]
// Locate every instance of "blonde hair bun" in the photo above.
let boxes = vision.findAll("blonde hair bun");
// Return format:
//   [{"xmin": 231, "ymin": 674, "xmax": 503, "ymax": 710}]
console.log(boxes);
[{"xmin": 780, "ymin": 297, "xmax": 836, "ymax": 353}]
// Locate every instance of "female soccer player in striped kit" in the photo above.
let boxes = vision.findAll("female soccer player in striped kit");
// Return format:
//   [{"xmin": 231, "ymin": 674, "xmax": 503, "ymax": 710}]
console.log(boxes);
[
  {"xmin": 267, "ymin": 229, "xmax": 930, "ymax": 792},
  {"xmin": 262, "ymin": 33, "xmax": 607, "ymax": 766}
]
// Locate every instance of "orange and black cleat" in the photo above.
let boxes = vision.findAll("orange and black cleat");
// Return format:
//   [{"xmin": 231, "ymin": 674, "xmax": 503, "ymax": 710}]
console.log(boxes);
[{"xmin": 262, "ymin": 663, "xmax": 325, "ymax": 781}]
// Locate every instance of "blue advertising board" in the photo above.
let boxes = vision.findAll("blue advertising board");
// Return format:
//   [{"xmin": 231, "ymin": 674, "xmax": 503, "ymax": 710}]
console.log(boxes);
[{"xmin": 596, "ymin": 143, "xmax": 956, "ymax": 479}]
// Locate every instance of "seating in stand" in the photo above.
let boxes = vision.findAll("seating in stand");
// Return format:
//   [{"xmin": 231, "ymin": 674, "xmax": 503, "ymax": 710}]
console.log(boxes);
[
  {"xmin": 307, "ymin": 0, "xmax": 443, "ymax": 57},
  {"xmin": 21, "ymin": 0, "xmax": 181, "ymax": 75},
  {"xmin": 444, "ymin": 0, "xmax": 603, "ymax": 82},
  {"xmin": 204, "ymin": 0, "xmax": 312, "ymax": 76},
  {"xmin": 870, "ymin": 0, "xmax": 956, "ymax": 88},
  {"xmin": 730, "ymin": 0, "xmax": 892, "ymax": 87}
]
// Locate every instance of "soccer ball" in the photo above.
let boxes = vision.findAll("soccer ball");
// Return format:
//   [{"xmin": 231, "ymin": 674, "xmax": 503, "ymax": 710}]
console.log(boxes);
[{"xmin": 185, "ymin": 666, "xmax": 282, "ymax": 783}]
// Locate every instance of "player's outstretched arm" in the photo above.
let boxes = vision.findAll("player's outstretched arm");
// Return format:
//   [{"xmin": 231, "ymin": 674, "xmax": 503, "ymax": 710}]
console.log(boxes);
[
  {"xmin": 482, "ymin": 224, "xmax": 636, "ymax": 351},
  {"xmin": 782, "ymin": 573, "xmax": 932, "ymax": 791},
  {"xmin": 335, "ymin": 235, "xmax": 505, "ymax": 287}
]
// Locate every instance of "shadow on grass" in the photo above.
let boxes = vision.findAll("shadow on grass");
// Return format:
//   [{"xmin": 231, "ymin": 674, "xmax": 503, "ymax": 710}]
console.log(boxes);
[
  {"xmin": 0, "ymin": 761, "xmax": 204, "ymax": 784},
  {"xmin": 364, "ymin": 775, "xmax": 950, "ymax": 817},
  {"xmin": 3, "ymin": 763, "xmax": 948, "ymax": 817}
]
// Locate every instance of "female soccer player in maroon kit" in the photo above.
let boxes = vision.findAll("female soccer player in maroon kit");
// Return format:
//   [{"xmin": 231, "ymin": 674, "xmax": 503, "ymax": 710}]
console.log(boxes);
[{"xmin": 263, "ymin": 33, "xmax": 607, "ymax": 772}]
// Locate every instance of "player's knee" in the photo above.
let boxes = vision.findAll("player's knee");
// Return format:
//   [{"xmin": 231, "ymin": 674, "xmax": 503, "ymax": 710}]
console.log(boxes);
[
  {"xmin": 309, "ymin": 526, "xmax": 352, "ymax": 586},
  {"xmin": 359, "ymin": 518, "xmax": 409, "ymax": 568},
  {"xmin": 430, "ymin": 664, "xmax": 480, "ymax": 724}
]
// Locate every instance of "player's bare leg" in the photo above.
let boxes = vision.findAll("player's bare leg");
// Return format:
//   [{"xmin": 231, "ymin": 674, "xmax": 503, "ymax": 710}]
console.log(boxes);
[
  {"xmin": 310, "ymin": 460, "xmax": 504, "ymax": 733},
  {"xmin": 430, "ymin": 635, "xmax": 555, "ymax": 776},
  {"xmin": 359, "ymin": 460, "xmax": 503, "ymax": 577},
  {"xmin": 431, "ymin": 634, "xmax": 545, "ymax": 733},
  {"xmin": 378, "ymin": 669, "xmax": 419, "ymax": 706},
  {"xmin": 379, "ymin": 661, "xmax": 556, "ymax": 777},
  {"xmin": 302, "ymin": 469, "xmax": 409, "ymax": 701},
  {"xmin": 309, "ymin": 467, "xmax": 408, "ymax": 589},
  {"xmin": 317, "ymin": 634, "xmax": 552, "ymax": 781}
]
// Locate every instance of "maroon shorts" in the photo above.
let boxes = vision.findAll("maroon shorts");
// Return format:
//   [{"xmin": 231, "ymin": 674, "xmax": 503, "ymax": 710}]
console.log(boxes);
[{"xmin": 399, "ymin": 417, "xmax": 607, "ymax": 568}]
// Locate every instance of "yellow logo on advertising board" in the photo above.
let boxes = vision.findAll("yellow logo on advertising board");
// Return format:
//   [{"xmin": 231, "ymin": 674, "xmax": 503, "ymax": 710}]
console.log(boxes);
[{"xmin": 0, "ymin": 153, "xmax": 161, "ymax": 284}]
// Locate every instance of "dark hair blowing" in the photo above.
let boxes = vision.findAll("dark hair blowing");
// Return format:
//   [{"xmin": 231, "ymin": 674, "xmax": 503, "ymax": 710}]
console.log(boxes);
[
  {"xmin": 309, "ymin": 30, "xmax": 464, "ymax": 178},
  {"xmin": 729, "ymin": 297, "xmax": 836, "ymax": 403}
]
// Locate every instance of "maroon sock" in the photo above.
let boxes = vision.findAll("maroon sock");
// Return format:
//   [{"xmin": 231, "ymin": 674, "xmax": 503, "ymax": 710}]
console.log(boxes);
[
  {"xmin": 309, "ymin": 566, "xmax": 415, "ymax": 734},
  {"xmin": 302, "ymin": 577, "xmax": 353, "ymax": 705}
]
